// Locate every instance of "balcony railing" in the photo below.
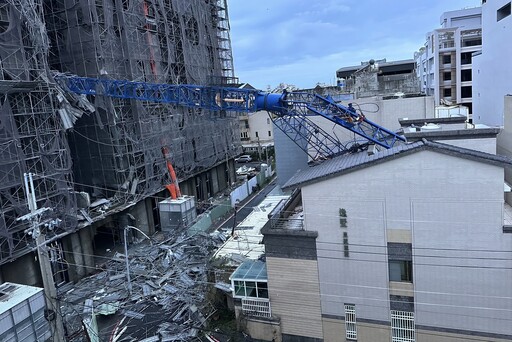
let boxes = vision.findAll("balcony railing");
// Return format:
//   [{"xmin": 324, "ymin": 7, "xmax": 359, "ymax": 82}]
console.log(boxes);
[
  {"xmin": 270, "ymin": 217, "xmax": 304, "ymax": 230},
  {"xmin": 242, "ymin": 298, "xmax": 271, "ymax": 318}
]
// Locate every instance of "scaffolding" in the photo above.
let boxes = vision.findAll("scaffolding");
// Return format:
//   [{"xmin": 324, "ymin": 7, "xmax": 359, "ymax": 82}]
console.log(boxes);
[
  {"xmin": 0, "ymin": 1, "xmax": 76, "ymax": 264},
  {"xmin": 0, "ymin": 0, "xmax": 239, "ymax": 264}
]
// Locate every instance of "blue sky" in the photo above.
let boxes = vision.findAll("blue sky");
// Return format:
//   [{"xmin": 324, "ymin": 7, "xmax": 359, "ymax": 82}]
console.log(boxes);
[{"xmin": 227, "ymin": 0, "xmax": 482, "ymax": 90}]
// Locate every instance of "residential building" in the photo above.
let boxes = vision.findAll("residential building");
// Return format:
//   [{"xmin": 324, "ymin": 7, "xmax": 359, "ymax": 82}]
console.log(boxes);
[
  {"xmin": 472, "ymin": 0, "xmax": 512, "ymax": 126},
  {"xmin": 240, "ymin": 110, "xmax": 274, "ymax": 159},
  {"xmin": 336, "ymin": 59, "xmax": 419, "ymax": 99},
  {"xmin": 252, "ymin": 134, "xmax": 512, "ymax": 342},
  {"xmin": 414, "ymin": 7, "xmax": 482, "ymax": 119}
]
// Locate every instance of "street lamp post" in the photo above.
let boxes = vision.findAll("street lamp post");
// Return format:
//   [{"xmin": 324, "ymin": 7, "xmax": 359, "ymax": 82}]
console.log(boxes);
[{"xmin": 124, "ymin": 225, "xmax": 152, "ymax": 295}]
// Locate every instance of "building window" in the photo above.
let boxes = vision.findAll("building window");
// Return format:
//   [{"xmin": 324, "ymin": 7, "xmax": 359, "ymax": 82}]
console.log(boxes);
[
  {"xmin": 462, "ymin": 38, "xmax": 481, "ymax": 47},
  {"xmin": 443, "ymin": 72, "xmax": 451, "ymax": 81},
  {"xmin": 461, "ymin": 52, "xmax": 472, "ymax": 65},
  {"xmin": 344, "ymin": 304, "xmax": 357, "ymax": 340},
  {"xmin": 243, "ymin": 119, "xmax": 249, "ymax": 128},
  {"xmin": 442, "ymin": 55, "xmax": 451, "ymax": 64},
  {"xmin": 461, "ymin": 86, "xmax": 472, "ymax": 98},
  {"xmin": 391, "ymin": 310, "xmax": 415, "ymax": 342},
  {"xmin": 461, "ymin": 69, "xmax": 472, "ymax": 82},
  {"xmin": 389, "ymin": 260, "xmax": 413, "ymax": 282},
  {"xmin": 267, "ymin": 118, "xmax": 270, "ymax": 125},
  {"xmin": 233, "ymin": 280, "xmax": 269, "ymax": 299},
  {"xmin": 497, "ymin": 2, "xmax": 511, "ymax": 21},
  {"xmin": 443, "ymin": 88, "xmax": 451, "ymax": 97}
]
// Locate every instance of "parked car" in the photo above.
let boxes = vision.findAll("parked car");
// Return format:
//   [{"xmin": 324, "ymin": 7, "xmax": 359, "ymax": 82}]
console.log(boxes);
[{"xmin": 235, "ymin": 155, "xmax": 252, "ymax": 163}]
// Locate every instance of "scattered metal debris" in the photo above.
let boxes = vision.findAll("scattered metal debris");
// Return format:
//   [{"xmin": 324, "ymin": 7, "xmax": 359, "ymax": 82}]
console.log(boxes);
[{"xmin": 61, "ymin": 230, "xmax": 223, "ymax": 341}]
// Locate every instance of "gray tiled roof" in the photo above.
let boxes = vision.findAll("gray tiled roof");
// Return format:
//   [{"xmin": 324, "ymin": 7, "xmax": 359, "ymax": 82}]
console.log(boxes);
[{"xmin": 282, "ymin": 139, "xmax": 512, "ymax": 190}]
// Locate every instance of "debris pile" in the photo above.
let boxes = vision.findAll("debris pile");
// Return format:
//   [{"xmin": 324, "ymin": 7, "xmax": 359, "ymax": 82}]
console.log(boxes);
[{"xmin": 61, "ymin": 231, "xmax": 226, "ymax": 341}]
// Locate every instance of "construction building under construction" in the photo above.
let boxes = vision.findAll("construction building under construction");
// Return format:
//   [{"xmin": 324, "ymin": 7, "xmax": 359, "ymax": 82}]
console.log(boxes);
[{"xmin": 0, "ymin": 0, "xmax": 239, "ymax": 285}]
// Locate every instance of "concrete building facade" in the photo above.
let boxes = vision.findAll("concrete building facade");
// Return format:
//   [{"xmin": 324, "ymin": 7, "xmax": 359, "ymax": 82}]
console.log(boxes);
[
  {"xmin": 414, "ymin": 7, "xmax": 482, "ymax": 118},
  {"xmin": 472, "ymin": 0, "xmax": 512, "ymax": 126},
  {"xmin": 259, "ymin": 139, "xmax": 512, "ymax": 342},
  {"xmin": 336, "ymin": 59, "xmax": 419, "ymax": 99}
]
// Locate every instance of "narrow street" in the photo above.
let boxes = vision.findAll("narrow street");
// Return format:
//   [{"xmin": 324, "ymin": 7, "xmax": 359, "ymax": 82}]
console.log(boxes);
[{"xmin": 219, "ymin": 179, "xmax": 278, "ymax": 230}]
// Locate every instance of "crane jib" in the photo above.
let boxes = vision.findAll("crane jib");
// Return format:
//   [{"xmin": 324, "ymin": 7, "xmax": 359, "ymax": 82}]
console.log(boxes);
[{"xmin": 56, "ymin": 75, "xmax": 406, "ymax": 157}]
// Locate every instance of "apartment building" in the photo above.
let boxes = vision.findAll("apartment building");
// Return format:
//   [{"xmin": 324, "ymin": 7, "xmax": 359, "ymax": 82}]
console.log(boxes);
[
  {"xmin": 253, "ymin": 136, "xmax": 512, "ymax": 342},
  {"xmin": 239, "ymin": 110, "xmax": 274, "ymax": 158},
  {"xmin": 415, "ymin": 7, "xmax": 482, "ymax": 118}
]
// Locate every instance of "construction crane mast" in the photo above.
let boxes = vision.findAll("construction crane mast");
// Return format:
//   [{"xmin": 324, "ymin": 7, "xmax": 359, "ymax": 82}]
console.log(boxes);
[{"xmin": 56, "ymin": 76, "xmax": 406, "ymax": 161}]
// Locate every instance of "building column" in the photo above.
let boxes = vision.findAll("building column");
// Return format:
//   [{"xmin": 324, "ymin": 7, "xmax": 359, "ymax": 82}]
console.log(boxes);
[
  {"xmin": 70, "ymin": 232, "xmax": 86, "ymax": 279},
  {"xmin": 79, "ymin": 227, "xmax": 95, "ymax": 275}
]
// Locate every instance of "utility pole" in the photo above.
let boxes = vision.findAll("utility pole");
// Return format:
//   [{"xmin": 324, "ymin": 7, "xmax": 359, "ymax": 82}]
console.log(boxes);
[
  {"xmin": 226, "ymin": 150, "xmax": 231, "ymax": 186},
  {"xmin": 18, "ymin": 173, "xmax": 66, "ymax": 342},
  {"xmin": 257, "ymin": 137, "xmax": 262, "ymax": 161}
]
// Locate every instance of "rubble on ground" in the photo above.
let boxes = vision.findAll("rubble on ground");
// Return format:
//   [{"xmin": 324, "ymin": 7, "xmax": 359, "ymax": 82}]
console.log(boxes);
[{"xmin": 61, "ymin": 230, "xmax": 228, "ymax": 341}]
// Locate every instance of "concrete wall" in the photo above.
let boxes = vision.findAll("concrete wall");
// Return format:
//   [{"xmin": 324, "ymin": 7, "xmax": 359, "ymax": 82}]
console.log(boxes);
[
  {"xmin": 249, "ymin": 111, "xmax": 274, "ymax": 143},
  {"xmin": 0, "ymin": 253, "xmax": 41, "ymax": 286},
  {"xmin": 498, "ymin": 96, "xmax": 512, "ymax": 184},
  {"xmin": 128, "ymin": 198, "xmax": 155, "ymax": 236},
  {"xmin": 63, "ymin": 226, "xmax": 96, "ymax": 282},
  {"xmin": 273, "ymin": 119, "xmax": 309, "ymax": 187},
  {"xmin": 266, "ymin": 257, "xmax": 323, "ymax": 340},
  {"xmin": 242, "ymin": 316, "xmax": 281, "ymax": 342},
  {"xmin": 309, "ymin": 96, "xmax": 435, "ymax": 149},
  {"xmin": 322, "ymin": 317, "xmax": 390, "ymax": 342},
  {"xmin": 440, "ymin": 137, "xmax": 496, "ymax": 154},
  {"xmin": 416, "ymin": 328, "xmax": 512, "ymax": 342},
  {"xmin": 473, "ymin": 0, "xmax": 512, "ymax": 126},
  {"xmin": 301, "ymin": 150, "xmax": 512, "ymax": 337}
]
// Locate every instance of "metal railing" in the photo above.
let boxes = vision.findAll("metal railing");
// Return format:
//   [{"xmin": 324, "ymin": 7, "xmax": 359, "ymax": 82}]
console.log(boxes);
[
  {"xmin": 241, "ymin": 298, "xmax": 271, "ymax": 318},
  {"xmin": 270, "ymin": 217, "xmax": 304, "ymax": 230}
]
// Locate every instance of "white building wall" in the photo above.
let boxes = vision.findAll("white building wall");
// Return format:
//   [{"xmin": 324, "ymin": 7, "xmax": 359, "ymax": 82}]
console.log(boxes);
[
  {"xmin": 273, "ymin": 120, "xmax": 308, "ymax": 187},
  {"xmin": 247, "ymin": 110, "xmax": 274, "ymax": 143},
  {"xmin": 499, "ymin": 96, "xmax": 512, "ymax": 184},
  {"xmin": 440, "ymin": 137, "xmax": 496, "ymax": 154},
  {"xmin": 308, "ymin": 96, "xmax": 435, "ymax": 152},
  {"xmin": 473, "ymin": 0, "xmax": 512, "ymax": 126},
  {"xmin": 300, "ymin": 150, "xmax": 512, "ymax": 335}
]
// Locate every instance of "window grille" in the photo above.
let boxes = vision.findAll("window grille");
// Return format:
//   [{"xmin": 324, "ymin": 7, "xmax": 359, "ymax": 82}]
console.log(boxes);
[
  {"xmin": 241, "ymin": 298, "xmax": 271, "ymax": 318},
  {"xmin": 344, "ymin": 304, "xmax": 357, "ymax": 340},
  {"xmin": 391, "ymin": 310, "xmax": 415, "ymax": 342}
]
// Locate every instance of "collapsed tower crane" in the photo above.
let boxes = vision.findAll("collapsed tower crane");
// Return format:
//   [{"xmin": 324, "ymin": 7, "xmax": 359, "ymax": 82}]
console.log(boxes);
[{"xmin": 57, "ymin": 76, "xmax": 406, "ymax": 162}]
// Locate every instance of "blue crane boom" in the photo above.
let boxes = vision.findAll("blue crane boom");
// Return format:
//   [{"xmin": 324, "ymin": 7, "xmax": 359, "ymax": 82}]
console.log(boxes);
[{"xmin": 56, "ymin": 76, "xmax": 405, "ymax": 160}]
